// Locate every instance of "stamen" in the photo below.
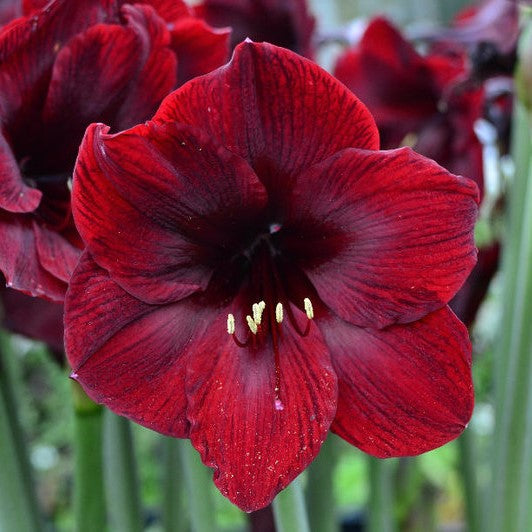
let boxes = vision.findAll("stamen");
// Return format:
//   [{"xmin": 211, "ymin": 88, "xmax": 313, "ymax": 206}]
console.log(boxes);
[
  {"xmin": 227, "ymin": 314, "xmax": 235, "ymax": 335},
  {"xmin": 252, "ymin": 300, "xmax": 266, "ymax": 324},
  {"xmin": 275, "ymin": 302, "xmax": 284, "ymax": 323},
  {"xmin": 304, "ymin": 298, "xmax": 314, "ymax": 320},
  {"xmin": 246, "ymin": 315, "xmax": 258, "ymax": 334}
]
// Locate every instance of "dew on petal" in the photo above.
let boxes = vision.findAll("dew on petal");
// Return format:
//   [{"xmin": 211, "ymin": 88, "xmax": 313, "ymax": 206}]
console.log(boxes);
[{"xmin": 274, "ymin": 398, "xmax": 284, "ymax": 411}]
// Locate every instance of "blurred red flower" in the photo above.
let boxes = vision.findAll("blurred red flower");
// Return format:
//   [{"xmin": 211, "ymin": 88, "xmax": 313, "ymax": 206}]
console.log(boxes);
[
  {"xmin": 0, "ymin": 0, "xmax": 228, "ymax": 300},
  {"xmin": 196, "ymin": 0, "xmax": 315, "ymax": 56},
  {"xmin": 334, "ymin": 17, "xmax": 501, "ymax": 326},
  {"xmin": 65, "ymin": 42, "xmax": 478, "ymax": 511}
]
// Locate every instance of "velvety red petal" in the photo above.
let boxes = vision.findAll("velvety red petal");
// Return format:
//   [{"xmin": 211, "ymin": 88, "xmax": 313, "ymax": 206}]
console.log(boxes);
[
  {"xmin": 42, "ymin": 4, "xmax": 175, "ymax": 138},
  {"xmin": 22, "ymin": 0, "xmax": 47, "ymax": 15},
  {"xmin": 187, "ymin": 304, "xmax": 337, "ymax": 511},
  {"xmin": 154, "ymin": 41, "xmax": 378, "ymax": 194},
  {"xmin": 0, "ymin": 214, "xmax": 67, "ymax": 300},
  {"xmin": 65, "ymin": 251, "xmax": 202, "ymax": 437},
  {"xmin": 73, "ymin": 121, "xmax": 267, "ymax": 304},
  {"xmin": 129, "ymin": 0, "xmax": 190, "ymax": 21},
  {"xmin": 33, "ymin": 221, "xmax": 81, "ymax": 283},
  {"xmin": 281, "ymin": 147, "xmax": 479, "ymax": 329},
  {"xmin": 169, "ymin": 17, "xmax": 230, "ymax": 86},
  {"xmin": 321, "ymin": 306, "xmax": 473, "ymax": 457},
  {"xmin": 0, "ymin": 131, "xmax": 41, "ymax": 212},
  {"xmin": 112, "ymin": 4, "xmax": 177, "ymax": 129}
]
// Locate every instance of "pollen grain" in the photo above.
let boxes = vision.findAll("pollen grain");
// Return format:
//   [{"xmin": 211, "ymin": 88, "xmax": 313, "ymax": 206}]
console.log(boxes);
[
  {"xmin": 227, "ymin": 314, "xmax": 235, "ymax": 335},
  {"xmin": 304, "ymin": 298, "xmax": 314, "ymax": 320}
]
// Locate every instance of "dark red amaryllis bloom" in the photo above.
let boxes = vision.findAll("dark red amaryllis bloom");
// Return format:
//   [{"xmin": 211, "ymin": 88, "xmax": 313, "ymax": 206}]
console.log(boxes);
[
  {"xmin": 0, "ymin": 0, "xmax": 229, "ymax": 301},
  {"xmin": 196, "ymin": 0, "xmax": 315, "ymax": 56},
  {"xmin": 66, "ymin": 42, "xmax": 478, "ymax": 511}
]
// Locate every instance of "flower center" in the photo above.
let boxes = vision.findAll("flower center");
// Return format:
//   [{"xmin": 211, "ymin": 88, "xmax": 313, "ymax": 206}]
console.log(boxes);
[{"xmin": 224, "ymin": 237, "xmax": 315, "ymax": 410}]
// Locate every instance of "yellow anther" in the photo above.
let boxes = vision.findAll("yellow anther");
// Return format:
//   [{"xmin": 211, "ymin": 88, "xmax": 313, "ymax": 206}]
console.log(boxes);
[
  {"xmin": 275, "ymin": 302, "xmax": 284, "ymax": 323},
  {"xmin": 246, "ymin": 315, "xmax": 258, "ymax": 334},
  {"xmin": 227, "ymin": 314, "xmax": 235, "ymax": 335},
  {"xmin": 304, "ymin": 298, "xmax": 314, "ymax": 319},
  {"xmin": 252, "ymin": 300, "xmax": 266, "ymax": 324}
]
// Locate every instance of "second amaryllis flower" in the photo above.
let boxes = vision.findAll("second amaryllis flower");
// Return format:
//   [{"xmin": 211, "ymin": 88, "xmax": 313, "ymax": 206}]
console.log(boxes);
[{"xmin": 65, "ymin": 42, "xmax": 479, "ymax": 511}]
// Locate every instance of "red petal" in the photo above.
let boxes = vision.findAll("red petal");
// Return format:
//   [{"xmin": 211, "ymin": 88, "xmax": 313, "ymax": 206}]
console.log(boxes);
[
  {"xmin": 73, "ymin": 122, "xmax": 267, "ymax": 304},
  {"xmin": 65, "ymin": 251, "xmax": 202, "ymax": 437},
  {"xmin": 112, "ymin": 4, "xmax": 177, "ymax": 129},
  {"xmin": 282, "ymin": 147, "xmax": 479, "ymax": 328},
  {"xmin": 0, "ymin": 214, "xmax": 67, "ymax": 300},
  {"xmin": 155, "ymin": 41, "xmax": 378, "ymax": 193},
  {"xmin": 187, "ymin": 304, "xmax": 337, "ymax": 511},
  {"xmin": 1, "ymin": 284, "xmax": 64, "ymax": 352},
  {"xmin": 130, "ymin": 0, "xmax": 191, "ymax": 21},
  {"xmin": 33, "ymin": 221, "xmax": 81, "ymax": 283},
  {"xmin": 169, "ymin": 17, "xmax": 230, "ymax": 86},
  {"xmin": 42, "ymin": 4, "xmax": 176, "ymax": 136},
  {"xmin": 322, "ymin": 307, "xmax": 473, "ymax": 457},
  {"xmin": 0, "ymin": 130, "xmax": 41, "ymax": 212},
  {"xmin": 22, "ymin": 0, "xmax": 47, "ymax": 15}
]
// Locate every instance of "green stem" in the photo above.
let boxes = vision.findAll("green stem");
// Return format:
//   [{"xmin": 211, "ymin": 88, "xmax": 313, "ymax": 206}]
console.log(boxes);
[
  {"xmin": 103, "ymin": 411, "xmax": 143, "ymax": 532},
  {"xmin": 367, "ymin": 457, "xmax": 396, "ymax": 532},
  {"xmin": 272, "ymin": 476, "xmax": 310, "ymax": 532},
  {"xmin": 72, "ymin": 381, "xmax": 106, "ymax": 532},
  {"xmin": 0, "ymin": 332, "xmax": 42, "ymax": 531},
  {"xmin": 487, "ymin": 13, "xmax": 532, "ymax": 529},
  {"xmin": 457, "ymin": 427, "xmax": 480, "ymax": 532},
  {"xmin": 488, "ymin": 119, "xmax": 532, "ymax": 532},
  {"xmin": 177, "ymin": 438, "xmax": 216, "ymax": 532},
  {"xmin": 305, "ymin": 436, "xmax": 338, "ymax": 532},
  {"xmin": 162, "ymin": 437, "xmax": 188, "ymax": 532}
]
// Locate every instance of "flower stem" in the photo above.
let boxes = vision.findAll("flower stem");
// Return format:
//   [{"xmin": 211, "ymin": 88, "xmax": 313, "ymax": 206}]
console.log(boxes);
[
  {"xmin": 367, "ymin": 457, "xmax": 396, "ymax": 532},
  {"xmin": 0, "ymin": 332, "xmax": 42, "ymax": 531},
  {"xmin": 162, "ymin": 437, "xmax": 188, "ymax": 532},
  {"xmin": 103, "ymin": 411, "xmax": 143, "ymax": 532},
  {"xmin": 488, "ymin": 11, "xmax": 532, "ymax": 530},
  {"xmin": 272, "ymin": 476, "xmax": 310, "ymax": 532},
  {"xmin": 305, "ymin": 436, "xmax": 338, "ymax": 532},
  {"xmin": 176, "ymin": 438, "xmax": 216, "ymax": 532},
  {"xmin": 457, "ymin": 428, "xmax": 480, "ymax": 532},
  {"xmin": 72, "ymin": 381, "xmax": 106, "ymax": 532}
]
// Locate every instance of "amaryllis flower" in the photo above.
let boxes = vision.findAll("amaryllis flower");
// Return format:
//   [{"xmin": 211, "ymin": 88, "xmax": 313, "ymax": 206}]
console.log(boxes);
[
  {"xmin": 196, "ymin": 0, "xmax": 315, "ymax": 56},
  {"xmin": 65, "ymin": 42, "xmax": 478, "ymax": 511},
  {"xmin": 0, "ymin": 0, "xmax": 228, "ymax": 301}
]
